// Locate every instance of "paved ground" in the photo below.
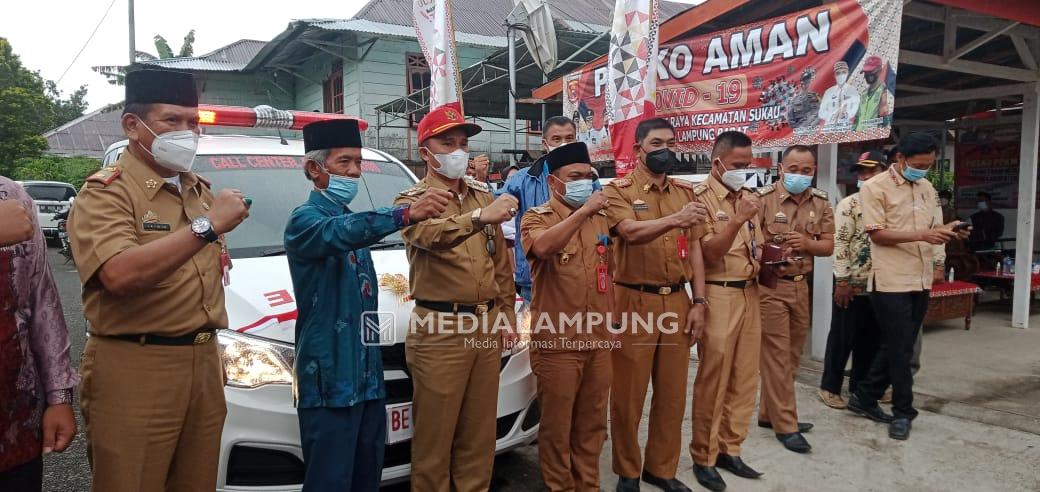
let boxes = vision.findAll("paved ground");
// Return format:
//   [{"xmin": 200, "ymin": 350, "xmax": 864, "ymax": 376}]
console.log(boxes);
[{"xmin": 41, "ymin": 248, "xmax": 1040, "ymax": 491}]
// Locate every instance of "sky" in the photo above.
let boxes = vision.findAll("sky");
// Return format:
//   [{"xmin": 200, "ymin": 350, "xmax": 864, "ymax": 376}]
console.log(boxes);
[
  {"xmin": 2, "ymin": 0, "xmax": 370, "ymax": 112},
  {"xmin": 3, "ymin": 0, "xmax": 706, "ymax": 114}
]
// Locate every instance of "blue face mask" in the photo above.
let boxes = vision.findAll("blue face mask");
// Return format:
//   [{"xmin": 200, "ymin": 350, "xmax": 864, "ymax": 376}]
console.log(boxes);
[
  {"xmin": 783, "ymin": 173, "xmax": 813, "ymax": 194},
  {"xmin": 856, "ymin": 180, "xmax": 864, "ymax": 189},
  {"xmin": 902, "ymin": 165, "xmax": 928, "ymax": 182},
  {"xmin": 321, "ymin": 169, "xmax": 359, "ymax": 207},
  {"xmin": 557, "ymin": 178, "xmax": 594, "ymax": 207}
]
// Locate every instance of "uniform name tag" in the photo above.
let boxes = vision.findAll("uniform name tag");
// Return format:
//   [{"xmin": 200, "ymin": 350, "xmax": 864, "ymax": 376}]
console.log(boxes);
[{"xmin": 143, "ymin": 223, "xmax": 171, "ymax": 231}]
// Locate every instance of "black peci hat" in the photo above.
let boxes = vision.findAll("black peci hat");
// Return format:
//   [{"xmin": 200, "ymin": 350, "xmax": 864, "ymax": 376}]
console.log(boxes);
[
  {"xmin": 125, "ymin": 69, "xmax": 199, "ymax": 107},
  {"xmin": 545, "ymin": 142, "xmax": 592, "ymax": 173},
  {"xmin": 303, "ymin": 119, "xmax": 363, "ymax": 152},
  {"xmin": 852, "ymin": 150, "xmax": 889, "ymax": 171}
]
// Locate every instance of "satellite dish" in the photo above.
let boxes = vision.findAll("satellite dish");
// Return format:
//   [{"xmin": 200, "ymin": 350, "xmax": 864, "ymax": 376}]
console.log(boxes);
[{"xmin": 509, "ymin": 0, "xmax": 558, "ymax": 74}]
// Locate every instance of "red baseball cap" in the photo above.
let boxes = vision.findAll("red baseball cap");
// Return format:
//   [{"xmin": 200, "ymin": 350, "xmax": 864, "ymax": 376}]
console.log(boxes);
[
  {"xmin": 417, "ymin": 104, "xmax": 482, "ymax": 144},
  {"xmin": 862, "ymin": 55, "xmax": 883, "ymax": 73}
]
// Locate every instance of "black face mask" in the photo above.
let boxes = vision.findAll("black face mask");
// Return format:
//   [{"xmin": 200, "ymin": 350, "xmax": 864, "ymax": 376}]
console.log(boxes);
[{"xmin": 644, "ymin": 148, "xmax": 678, "ymax": 174}]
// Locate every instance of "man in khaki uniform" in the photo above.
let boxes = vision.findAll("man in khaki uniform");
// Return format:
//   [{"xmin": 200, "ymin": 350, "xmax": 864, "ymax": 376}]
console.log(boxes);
[
  {"xmin": 689, "ymin": 131, "xmax": 767, "ymax": 491},
  {"xmin": 848, "ymin": 132, "xmax": 966, "ymax": 440},
  {"xmin": 603, "ymin": 118, "xmax": 708, "ymax": 492},
  {"xmin": 68, "ymin": 69, "xmax": 249, "ymax": 491},
  {"xmin": 521, "ymin": 142, "xmax": 614, "ymax": 492},
  {"xmin": 755, "ymin": 145, "xmax": 835, "ymax": 453},
  {"xmin": 393, "ymin": 105, "xmax": 518, "ymax": 492}
]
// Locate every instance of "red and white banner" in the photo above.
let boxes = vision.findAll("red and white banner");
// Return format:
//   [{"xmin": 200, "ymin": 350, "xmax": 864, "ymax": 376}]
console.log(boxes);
[
  {"xmin": 565, "ymin": 0, "xmax": 904, "ymax": 157},
  {"xmin": 605, "ymin": 0, "xmax": 660, "ymax": 176},
  {"xmin": 412, "ymin": 0, "xmax": 464, "ymax": 112}
]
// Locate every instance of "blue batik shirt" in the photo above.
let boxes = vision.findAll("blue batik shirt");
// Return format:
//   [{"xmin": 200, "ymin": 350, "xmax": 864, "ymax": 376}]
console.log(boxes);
[
  {"xmin": 502, "ymin": 158, "xmax": 601, "ymax": 287},
  {"xmin": 284, "ymin": 190, "xmax": 410, "ymax": 408}
]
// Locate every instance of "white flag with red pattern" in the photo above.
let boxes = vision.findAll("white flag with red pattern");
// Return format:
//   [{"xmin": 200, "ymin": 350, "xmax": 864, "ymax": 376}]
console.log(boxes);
[
  {"xmin": 606, "ymin": 0, "xmax": 660, "ymax": 176},
  {"xmin": 412, "ymin": 0, "xmax": 464, "ymax": 112}
]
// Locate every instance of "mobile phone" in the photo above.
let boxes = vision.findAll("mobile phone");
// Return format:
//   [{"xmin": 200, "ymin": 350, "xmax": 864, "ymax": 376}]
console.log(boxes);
[{"xmin": 952, "ymin": 222, "xmax": 970, "ymax": 231}]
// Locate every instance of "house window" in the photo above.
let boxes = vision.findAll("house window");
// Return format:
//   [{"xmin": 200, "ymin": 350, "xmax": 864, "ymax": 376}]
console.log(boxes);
[
  {"xmin": 527, "ymin": 119, "xmax": 543, "ymax": 135},
  {"xmin": 323, "ymin": 61, "xmax": 344, "ymax": 114},
  {"xmin": 407, "ymin": 53, "xmax": 431, "ymax": 128}
]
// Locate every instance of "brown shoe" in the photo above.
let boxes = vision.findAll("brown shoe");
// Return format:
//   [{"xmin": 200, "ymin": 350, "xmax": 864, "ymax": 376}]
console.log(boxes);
[
  {"xmin": 818, "ymin": 389, "xmax": 846, "ymax": 409},
  {"xmin": 879, "ymin": 389, "xmax": 893, "ymax": 404}
]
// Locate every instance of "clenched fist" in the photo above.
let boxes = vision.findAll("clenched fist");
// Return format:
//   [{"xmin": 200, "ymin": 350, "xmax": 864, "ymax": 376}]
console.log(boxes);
[
  {"xmin": 207, "ymin": 189, "xmax": 250, "ymax": 235},
  {"xmin": 671, "ymin": 201, "xmax": 708, "ymax": 228},
  {"xmin": 735, "ymin": 194, "xmax": 761, "ymax": 222},
  {"xmin": 467, "ymin": 154, "xmax": 490, "ymax": 182},
  {"xmin": 479, "ymin": 194, "xmax": 519, "ymax": 225},
  {"xmin": 0, "ymin": 200, "xmax": 34, "ymax": 246},
  {"xmin": 409, "ymin": 188, "xmax": 452, "ymax": 222},
  {"xmin": 579, "ymin": 190, "xmax": 609, "ymax": 217}
]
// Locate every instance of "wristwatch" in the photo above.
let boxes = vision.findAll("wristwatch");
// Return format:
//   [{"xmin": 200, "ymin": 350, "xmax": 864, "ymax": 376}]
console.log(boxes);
[
  {"xmin": 191, "ymin": 216, "xmax": 219, "ymax": 243},
  {"xmin": 471, "ymin": 208, "xmax": 483, "ymax": 227},
  {"xmin": 692, "ymin": 297, "xmax": 708, "ymax": 305}
]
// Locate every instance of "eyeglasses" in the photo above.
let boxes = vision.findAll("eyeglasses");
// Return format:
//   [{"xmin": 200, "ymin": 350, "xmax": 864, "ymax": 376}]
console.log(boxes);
[{"xmin": 484, "ymin": 224, "xmax": 497, "ymax": 256}]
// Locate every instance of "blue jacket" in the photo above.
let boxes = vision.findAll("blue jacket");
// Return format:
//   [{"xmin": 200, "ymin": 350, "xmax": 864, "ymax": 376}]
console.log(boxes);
[{"xmin": 284, "ymin": 191, "xmax": 409, "ymax": 408}]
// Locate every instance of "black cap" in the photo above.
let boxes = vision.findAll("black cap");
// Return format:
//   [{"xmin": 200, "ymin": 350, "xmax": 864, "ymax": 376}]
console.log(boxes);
[
  {"xmin": 852, "ymin": 150, "xmax": 888, "ymax": 171},
  {"xmin": 545, "ymin": 142, "xmax": 592, "ymax": 173},
  {"xmin": 125, "ymin": 69, "xmax": 199, "ymax": 107},
  {"xmin": 303, "ymin": 119, "xmax": 363, "ymax": 152}
]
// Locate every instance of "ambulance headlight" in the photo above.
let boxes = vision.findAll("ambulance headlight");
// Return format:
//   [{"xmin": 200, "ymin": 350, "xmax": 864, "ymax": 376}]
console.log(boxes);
[{"xmin": 218, "ymin": 330, "xmax": 294, "ymax": 388}]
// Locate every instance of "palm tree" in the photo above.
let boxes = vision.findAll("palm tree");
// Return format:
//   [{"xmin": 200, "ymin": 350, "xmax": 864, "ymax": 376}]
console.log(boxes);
[{"xmin": 92, "ymin": 30, "xmax": 196, "ymax": 86}]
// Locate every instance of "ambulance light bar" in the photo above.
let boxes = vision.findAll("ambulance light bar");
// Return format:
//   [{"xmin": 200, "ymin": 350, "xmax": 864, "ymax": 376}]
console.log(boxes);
[{"xmin": 197, "ymin": 104, "xmax": 368, "ymax": 131}]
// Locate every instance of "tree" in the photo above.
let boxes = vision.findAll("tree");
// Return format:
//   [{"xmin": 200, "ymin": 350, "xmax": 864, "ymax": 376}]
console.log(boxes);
[
  {"xmin": 93, "ymin": 30, "xmax": 197, "ymax": 86},
  {"xmin": 12, "ymin": 155, "xmax": 100, "ymax": 189},
  {"xmin": 0, "ymin": 38, "xmax": 55, "ymax": 176},
  {"xmin": 46, "ymin": 80, "xmax": 89, "ymax": 127}
]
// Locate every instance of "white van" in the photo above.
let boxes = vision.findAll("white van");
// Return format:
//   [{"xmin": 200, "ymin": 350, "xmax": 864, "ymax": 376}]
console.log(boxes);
[
  {"xmin": 100, "ymin": 105, "xmax": 538, "ymax": 489},
  {"xmin": 17, "ymin": 180, "xmax": 77, "ymax": 242}
]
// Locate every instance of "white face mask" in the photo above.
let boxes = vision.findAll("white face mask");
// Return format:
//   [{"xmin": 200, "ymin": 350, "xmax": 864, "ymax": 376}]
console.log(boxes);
[
  {"xmin": 836, "ymin": 73, "xmax": 849, "ymax": 85},
  {"xmin": 137, "ymin": 119, "xmax": 199, "ymax": 173},
  {"xmin": 426, "ymin": 148, "xmax": 470, "ymax": 179},
  {"xmin": 721, "ymin": 169, "xmax": 752, "ymax": 191}
]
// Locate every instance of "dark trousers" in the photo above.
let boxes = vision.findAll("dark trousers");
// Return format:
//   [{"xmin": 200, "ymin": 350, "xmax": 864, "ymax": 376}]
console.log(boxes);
[
  {"xmin": 856, "ymin": 291, "xmax": 930, "ymax": 420},
  {"xmin": 0, "ymin": 456, "xmax": 42, "ymax": 492},
  {"xmin": 820, "ymin": 295, "xmax": 881, "ymax": 395},
  {"xmin": 298, "ymin": 399, "xmax": 387, "ymax": 492}
]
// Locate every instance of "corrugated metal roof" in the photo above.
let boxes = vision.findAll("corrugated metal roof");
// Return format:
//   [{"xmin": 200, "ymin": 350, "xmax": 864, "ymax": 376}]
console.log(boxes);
[
  {"xmin": 141, "ymin": 39, "xmax": 266, "ymax": 72},
  {"xmin": 43, "ymin": 104, "xmax": 126, "ymax": 159},
  {"xmin": 352, "ymin": 0, "xmax": 691, "ymax": 38},
  {"xmin": 309, "ymin": 18, "xmax": 508, "ymax": 47}
]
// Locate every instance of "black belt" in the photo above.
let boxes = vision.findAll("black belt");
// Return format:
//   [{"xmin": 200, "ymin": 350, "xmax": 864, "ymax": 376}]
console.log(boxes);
[
  {"xmin": 616, "ymin": 282, "xmax": 687, "ymax": 295},
  {"xmin": 782, "ymin": 274, "xmax": 808, "ymax": 282},
  {"xmin": 415, "ymin": 299, "xmax": 495, "ymax": 314},
  {"xmin": 104, "ymin": 329, "xmax": 216, "ymax": 346},
  {"xmin": 706, "ymin": 279, "xmax": 755, "ymax": 289}
]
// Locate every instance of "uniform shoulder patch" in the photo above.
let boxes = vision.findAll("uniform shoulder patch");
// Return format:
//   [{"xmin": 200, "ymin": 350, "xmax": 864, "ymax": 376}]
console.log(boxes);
[
  {"xmin": 811, "ymin": 188, "xmax": 828, "ymax": 200},
  {"xmin": 397, "ymin": 182, "xmax": 429, "ymax": 199},
  {"xmin": 693, "ymin": 184, "xmax": 708, "ymax": 196},
  {"xmin": 529, "ymin": 205, "xmax": 553, "ymax": 214},
  {"xmin": 610, "ymin": 177, "xmax": 633, "ymax": 188},
  {"xmin": 464, "ymin": 176, "xmax": 491, "ymax": 194},
  {"xmin": 85, "ymin": 166, "xmax": 121, "ymax": 187},
  {"xmin": 670, "ymin": 178, "xmax": 694, "ymax": 190},
  {"xmin": 755, "ymin": 184, "xmax": 776, "ymax": 197}
]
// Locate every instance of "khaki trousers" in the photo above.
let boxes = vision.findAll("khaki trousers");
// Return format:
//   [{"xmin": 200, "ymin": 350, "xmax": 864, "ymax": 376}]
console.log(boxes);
[
  {"xmin": 405, "ymin": 308, "xmax": 500, "ymax": 492},
  {"xmin": 80, "ymin": 336, "xmax": 227, "ymax": 492},
  {"xmin": 758, "ymin": 278, "xmax": 811, "ymax": 434},
  {"xmin": 531, "ymin": 349, "xmax": 611, "ymax": 492},
  {"xmin": 690, "ymin": 283, "xmax": 761, "ymax": 466},
  {"xmin": 610, "ymin": 289, "xmax": 692, "ymax": 479}
]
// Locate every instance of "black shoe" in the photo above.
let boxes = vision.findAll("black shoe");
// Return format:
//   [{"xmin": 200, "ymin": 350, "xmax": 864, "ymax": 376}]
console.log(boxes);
[
  {"xmin": 641, "ymin": 470, "xmax": 693, "ymax": 492},
  {"xmin": 848, "ymin": 394, "xmax": 895, "ymax": 424},
  {"xmin": 757, "ymin": 421, "xmax": 814, "ymax": 433},
  {"xmin": 889, "ymin": 418, "xmax": 912, "ymax": 440},
  {"xmin": 775, "ymin": 432, "xmax": 812, "ymax": 453},
  {"xmin": 616, "ymin": 476, "xmax": 641, "ymax": 492},
  {"xmin": 715, "ymin": 454, "xmax": 762, "ymax": 479},
  {"xmin": 692, "ymin": 465, "xmax": 726, "ymax": 491}
]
